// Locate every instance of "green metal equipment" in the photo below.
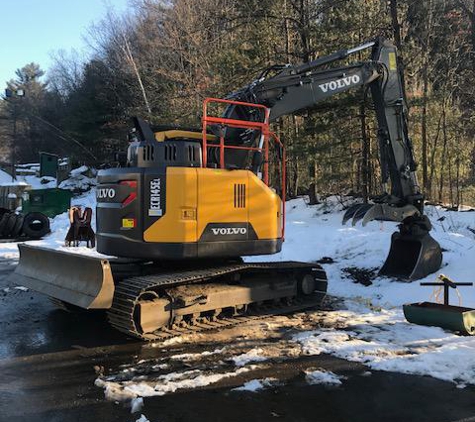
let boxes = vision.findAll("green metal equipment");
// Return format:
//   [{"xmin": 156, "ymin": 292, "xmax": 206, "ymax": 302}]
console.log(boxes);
[
  {"xmin": 22, "ymin": 188, "xmax": 72, "ymax": 218},
  {"xmin": 403, "ymin": 275, "xmax": 475, "ymax": 335},
  {"xmin": 39, "ymin": 152, "xmax": 59, "ymax": 178}
]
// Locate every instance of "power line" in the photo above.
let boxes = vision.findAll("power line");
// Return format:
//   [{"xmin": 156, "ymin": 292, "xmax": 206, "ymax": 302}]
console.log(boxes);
[{"xmin": 23, "ymin": 111, "xmax": 98, "ymax": 161}]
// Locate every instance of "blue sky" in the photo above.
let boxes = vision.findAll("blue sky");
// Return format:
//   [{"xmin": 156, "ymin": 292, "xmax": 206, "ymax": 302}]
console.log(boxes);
[{"xmin": 0, "ymin": 0, "xmax": 131, "ymax": 87}]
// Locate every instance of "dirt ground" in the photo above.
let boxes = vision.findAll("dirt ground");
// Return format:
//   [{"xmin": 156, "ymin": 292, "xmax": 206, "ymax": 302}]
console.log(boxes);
[{"xmin": 1, "ymin": 257, "xmax": 475, "ymax": 422}]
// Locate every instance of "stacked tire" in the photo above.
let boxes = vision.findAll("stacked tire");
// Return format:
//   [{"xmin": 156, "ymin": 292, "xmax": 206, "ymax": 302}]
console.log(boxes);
[{"xmin": 0, "ymin": 209, "xmax": 50, "ymax": 240}]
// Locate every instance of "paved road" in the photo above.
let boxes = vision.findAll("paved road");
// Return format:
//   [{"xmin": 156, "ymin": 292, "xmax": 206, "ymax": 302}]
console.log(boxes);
[{"xmin": 1, "ymin": 258, "xmax": 475, "ymax": 422}]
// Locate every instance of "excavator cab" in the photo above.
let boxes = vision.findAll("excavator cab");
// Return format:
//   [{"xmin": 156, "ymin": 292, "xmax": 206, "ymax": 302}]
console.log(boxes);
[{"xmin": 94, "ymin": 98, "xmax": 286, "ymax": 260}]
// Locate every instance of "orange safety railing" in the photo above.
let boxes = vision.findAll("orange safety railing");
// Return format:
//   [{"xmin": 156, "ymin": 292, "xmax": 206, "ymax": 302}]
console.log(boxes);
[{"xmin": 202, "ymin": 97, "xmax": 286, "ymax": 238}]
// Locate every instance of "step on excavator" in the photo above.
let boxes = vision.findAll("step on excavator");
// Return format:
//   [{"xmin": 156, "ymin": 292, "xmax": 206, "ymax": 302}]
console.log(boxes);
[{"xmin": 9, "ymin": 38, "xmax": 442, "ymax": 340}]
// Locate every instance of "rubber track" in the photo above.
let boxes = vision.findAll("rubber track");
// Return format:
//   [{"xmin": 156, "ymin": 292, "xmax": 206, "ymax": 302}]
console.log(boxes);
[{"xmin": 107, "ymin": 261, "xmax": 327, "ymax": 341}]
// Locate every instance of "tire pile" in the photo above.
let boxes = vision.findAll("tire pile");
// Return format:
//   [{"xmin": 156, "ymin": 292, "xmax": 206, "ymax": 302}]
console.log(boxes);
[{"xmin": 0, "ymin": 208, "xmax": 50, "ymax": 240}]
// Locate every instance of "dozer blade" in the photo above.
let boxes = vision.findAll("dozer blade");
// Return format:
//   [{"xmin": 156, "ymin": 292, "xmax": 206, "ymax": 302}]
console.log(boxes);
[
  {"xmin": 8, "ymin": 244, "xmax": 115, "ymax": 309},
  {"xmin": 379, "ymin": 231, "xmax": 442, "ymax": 280}
]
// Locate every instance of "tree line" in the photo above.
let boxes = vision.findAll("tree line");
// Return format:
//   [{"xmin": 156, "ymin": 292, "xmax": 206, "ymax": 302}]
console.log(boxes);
[{"xmin": 0, "ymin": 0, "xmax": 474, "ymax": 207}]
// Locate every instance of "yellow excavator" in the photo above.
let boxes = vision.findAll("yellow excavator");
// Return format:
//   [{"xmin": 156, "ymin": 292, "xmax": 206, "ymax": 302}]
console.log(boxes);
[{"xmin": 9, "ymin": 38, "xmax": 442, "ymax": 340}]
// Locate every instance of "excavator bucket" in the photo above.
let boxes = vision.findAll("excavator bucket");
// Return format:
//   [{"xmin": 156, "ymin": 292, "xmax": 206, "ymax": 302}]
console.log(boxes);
[
  {"xmin": 8, "ymin": 244, "xmax": 115, "ymax": 309},
  {"xmin": 379, "ymin": 231, "xmax": 442, "ymax": 280},
  {"xmin": 343, "ymin": 203, "xmax": 442, "ymax": 280}
]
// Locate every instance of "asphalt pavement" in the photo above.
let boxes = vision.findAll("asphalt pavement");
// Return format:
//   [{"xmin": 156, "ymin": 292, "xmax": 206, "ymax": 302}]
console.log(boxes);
[{"xmin": 1, "ymin": 258, "xmax": 475, "ymax": 422}]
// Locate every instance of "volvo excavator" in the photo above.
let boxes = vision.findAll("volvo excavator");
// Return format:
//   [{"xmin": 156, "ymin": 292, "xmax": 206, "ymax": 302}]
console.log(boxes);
[{"xmin": 9, "ymin": 37, "xmax": 442, "ymax": 340}]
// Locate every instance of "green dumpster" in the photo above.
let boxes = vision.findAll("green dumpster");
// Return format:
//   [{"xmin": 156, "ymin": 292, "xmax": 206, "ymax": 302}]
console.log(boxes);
[{"xmin": 22, "ymin": 188, "xmax": 72, "ymax": 218}]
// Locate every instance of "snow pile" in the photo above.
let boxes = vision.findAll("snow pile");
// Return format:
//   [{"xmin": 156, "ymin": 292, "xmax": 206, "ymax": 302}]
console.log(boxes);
[
  {"xmin": 170, "ymin": 348, "xmax": 225, "ymax": 361},
  {"xmin": 0, "ymin": 168, "xmax": 29, "ymax": 186},
  {"xmin": 96, "ymin": 366, "xmax": 252, "ymax": 400},
  {"xmin": 94, "ymin": 342, "xmax": 276, "ymax": 401},
  {"xmin": 14, "ymin": 162, "xmax": 56, "ymax": 188},
  {"xmin": 293, "ymin": 303, "xmax": 475, "ymax": 388},
  {"xmin": 21, "ymin": 175, "xmax": 56, "ymax": 189},
  {"xmin": 0, "ymin": 241, "xmax": 23, "ymax": 260},
  {"xmin": 130, "ymin": 397, "xmax": 144, "ymax": 413},
  {"xmin": 232, "ymin": 378, "xmax": 278, "ymax": 392},
  {"xmin": 133, "ymin": 415, "xmax": 150, "ymax": 422},
  {"xmin": 231, "ymin": 348, "xmax": 268, "ymax": 367},
  {"xmin": 304, "ymin": 369, "xmax": 345, "ymax": 386},
  {"xmin": 59, "ymin": 166, "xmax": 96, "ymax": 191},
  {"xmin": 70, "ymin": 165, "xmax": 89, "ymax": 178},
  {"xmin": 12, "ymin": 164, "xmax": 97, "ymax": 191}
]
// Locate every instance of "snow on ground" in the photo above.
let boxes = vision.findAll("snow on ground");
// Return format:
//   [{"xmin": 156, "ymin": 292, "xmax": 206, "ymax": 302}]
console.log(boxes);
[
  {"xmin": 247, "ymin": 196, "xmax": 475, "ymax": 308},
  {"xmin": 1, "ymin": 174, "xmax": 475, "ymax": 395},
  {"xmin": 95, "ymin": 366, "xmax": 253, "ymax": 400},
  {"xmin": 59, "ymin": 166, "xmax": 97, "ymax": 191},
  {"xmin": 21, "ymin": 175, "xmax": 57, "ymax": 189},
  {"xmin": 232, "ymin": 378, "xmax": 278, "ymax": 392},
  {"xmin": 293, "ymin": 301, "xmax": 475, "ymax": 388},
  {"xmin": 133, "ymin": 415, "xmax": 150, "ymax": 422},
  {"xmin": 90, "ymin": 196, "xmax": 475, "ymax": 398},
  {"xmin": 130, "ymin": 397, "xmax": 144, "ymax": 413},
  {"xmin": 0, "ymin": 188, "xmax": 105, "ymax": 261},
  {"xmin": 304, "ymin": 369, "xmax": 345, "ymax": 386},
  {"xmin": 0, "ymin": 168, "xmax": 28, "ymax": 187},
  {"xmin": 8, "ymin": 163, "xmax": 97, "ymax": 191},
  {"xmin": 7, "ymin": 191, "xmax": 473, "ymax": 305},
  {"xmin": 230, "ymin": 348, "xmax": 268, "ymax": 366},
  {"xmin": 94, "ymin": 330, "xmax": 294, "ymax": 402}
]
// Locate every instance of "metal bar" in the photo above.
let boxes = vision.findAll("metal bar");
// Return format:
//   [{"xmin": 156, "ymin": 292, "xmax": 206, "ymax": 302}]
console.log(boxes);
[
  {"xmin": 204, "ymin": 97, "xmax": 269, "ymax": 110},
  {"xmin": 294, "ymin": 40, "xmax": 375, "ymax": 75},
  {"xmin": 219, "ymin": 133, "xmax": 225, "ymax": 168},
  {"xmin": 203, "ymin": 115, "xmax": 267, "ymax": 130},
  {"xmin": 420, "ymin": 282, "xmax": 473, "ymax": 286},
  {"xmin": 270, "ymin": 132, "xmax": 286, "ymax": 239},
  {"xmin": 206, "ymin": 144, "xmax": 262, "ymax": 152},
  {"xmin": 264, "ymin": 134, "xmax": 269, "ymax": 185},
  {"xmin": 202, "ymin": 103, "xmax": 208, "ymax": 168},
  {"xmin": 347, "ymin": 41, "xmax": 376, "ymax": 55},
  {"xmin": 282, "ymin": 142, "xmax": 286, "ymax": 239},
  {"xmin": 201, "ymin": 98, "xmax": 274, "ymax": 187}
]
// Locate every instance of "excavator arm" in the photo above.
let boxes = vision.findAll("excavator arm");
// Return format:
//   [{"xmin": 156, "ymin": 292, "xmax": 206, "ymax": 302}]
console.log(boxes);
[
  {"xmin": 227, "ymin": 39, "xmax": 418, "ymax": 209},
  {"xmin": 224, "ymin": 37, "xmax": 442, "ymax": 280}
]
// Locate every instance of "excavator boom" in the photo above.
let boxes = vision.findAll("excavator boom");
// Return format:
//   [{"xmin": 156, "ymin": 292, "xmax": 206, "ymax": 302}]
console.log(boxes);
[{"xmin": 225, "ymin": 37, "xmax": 442, "ymax": 279}]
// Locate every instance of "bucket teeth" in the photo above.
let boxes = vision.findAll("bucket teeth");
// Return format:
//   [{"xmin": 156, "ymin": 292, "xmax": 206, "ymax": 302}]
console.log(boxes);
[
  {"xmin": 351, "ymin": 204, "xmax": 375, "ymax": 226},
  {"xmin": 343, "ymin": 202, "xmax": 421, "ymax": 227},
  {"xmin": 342, "ymin": 204, "xmax": 366, "ymax": 225},
  {"xmin": 361, "ymin": 204, "xmax": 421, "ymax": 227}
]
